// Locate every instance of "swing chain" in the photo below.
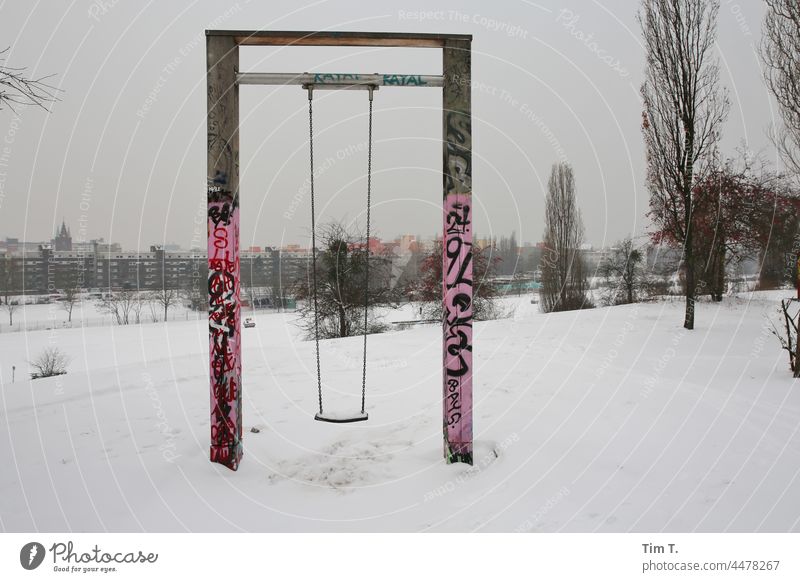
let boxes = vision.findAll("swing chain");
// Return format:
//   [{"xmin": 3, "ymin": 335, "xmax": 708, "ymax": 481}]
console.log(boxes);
[
  {"xmin": 361, "ymin": 86, "xmax": 374, "ymax": 414},
  {"xmin": 308, "ymin": 87, "xmax": 324, "ymax": 415},
  {"xmin": 308, "ymin": 84, "xmax": 375, "ymax": 418}
]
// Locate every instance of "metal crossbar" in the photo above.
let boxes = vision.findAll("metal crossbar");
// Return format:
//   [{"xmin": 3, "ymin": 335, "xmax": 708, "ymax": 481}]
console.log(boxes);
[{"xmin": 238, "ymin": 72, "xmax": 442, "ymax": 87}]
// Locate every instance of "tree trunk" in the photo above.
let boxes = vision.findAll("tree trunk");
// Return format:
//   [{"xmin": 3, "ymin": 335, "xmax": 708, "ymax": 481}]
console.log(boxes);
[
  {"xmin": 338, "ymin": 304, "xmax": 347, "ymax": 338},
  {"xmin": 684, "ymin": 229, "xmax": 695, "ymax": 330},
  {"xmin": 713, "ymin": 242, "xmax": 725, "ymax": 302},
  {"xmin": 794, "ymin": 312, "xmax": 800, "ymax": 378}
]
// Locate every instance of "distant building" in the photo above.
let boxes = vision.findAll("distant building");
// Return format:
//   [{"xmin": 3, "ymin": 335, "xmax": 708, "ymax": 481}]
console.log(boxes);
[
  {"xmin": 53, "ymin": 220, "xmax": 72, "ymax": 251},
  {"xmin": 1, "ymin": 229, "xmax": 418, "ymax": 295},
  {"xmin": 0, "ymin": 244, "xmax": 310, "ymax": 295},
  {"xmin": 280, "ymin": 244, "xmax": 312, "ymax": 259},
  {"xmin": 73, "ymin": 238, "xmax": 123, "ymax": 255},
  {"xmin": 0, "ymin": 237, "xmax": 19, "ymax": 255},
  {"xmin": 1, "ymin": 237, "xmax": 49, "ymax": 256}
]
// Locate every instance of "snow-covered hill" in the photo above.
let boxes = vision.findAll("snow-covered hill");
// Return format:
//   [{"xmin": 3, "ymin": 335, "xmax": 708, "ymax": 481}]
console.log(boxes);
[{"xmin": 1, "ymin": 293, "xmax": 799, "ymax": 532}]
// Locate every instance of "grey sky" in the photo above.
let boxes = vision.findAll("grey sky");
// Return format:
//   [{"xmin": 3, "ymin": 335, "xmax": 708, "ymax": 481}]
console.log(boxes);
[{"xmin": 0, "ymin": 0, "xmax": 779, "ymax": 251}]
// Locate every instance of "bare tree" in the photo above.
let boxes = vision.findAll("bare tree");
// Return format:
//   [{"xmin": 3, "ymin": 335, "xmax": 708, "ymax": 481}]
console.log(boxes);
[
  {"xmin": 496, "ymin": 232, "xmax": 520, "ymax": 276},
  {"xmin": 147, "ymin": 294, "xmax": 160, "ymax": 322},
  {"xmin": 762, "ymin": 1, "xmax": 800, "ymax": 177},
  {"xmin": 0, "ymin": 47, "xmax": 58, "ymax": 112},
  {"xmin": 0, "ymin": 255, "xmax": 19, "ymax": 326},
  {"xmin": 96, "ymin": 290, "xmax": 137, "ymax": 325},
  {"xmin": 1, "ymin": 294, "xmax": 17, "ymax": 327},
  {"xmin": 152, "ymin": 287, "xmax": 179, "ymax": 323},
  {"xmin": 770, "ymin": 298, "xmax": 800, "ymax": 378},
  {"xmin": 639, "ymin": 0, "xmax": 729, "ymax": 329},
  {"xmin": 294, "ymin": 222, "xmax": 395, "ymax": 339},
  {"xmin": 130, "ymin": 292, "xmax": 145, "ymax": 324},
  {"xmin": 540, "ymin": 162, "xmax": 592, "ymax": 313},
  {"xmin": 600, "ymin": 238, "xmax": 645, "ymax": 305},
  {"xmin": 30, "ymin": 347, "xmax": 70, "ymax": 379},
  {"xmin": 61, "ymin": 284, "xmax": 81, "ymax": 323}
]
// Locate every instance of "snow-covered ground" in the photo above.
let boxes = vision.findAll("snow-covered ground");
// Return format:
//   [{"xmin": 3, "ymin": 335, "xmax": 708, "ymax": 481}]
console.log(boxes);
[
  {"xmin": 0, "ymin": 295, "xmax": 434, "ymax": 334},
  {"xmin": 0, "ymin": 299, "xmax": 204, "ymax": 334},
  {"xmin": 1, "ymin": 292, "xmax": 799, "ymax": 532}
]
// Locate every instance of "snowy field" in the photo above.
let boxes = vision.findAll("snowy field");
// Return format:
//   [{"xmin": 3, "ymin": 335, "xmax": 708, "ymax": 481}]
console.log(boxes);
[
  {"xmin": 0, "ymin": 295, "xmax": 427, "ymax": 334},
  {"xmin": 1, "ymin": 292, "xmax": 799, "ymax": 532},
  {"xmin": 0, "ymin": 299, "xmax": 204, "ymax": 334}
]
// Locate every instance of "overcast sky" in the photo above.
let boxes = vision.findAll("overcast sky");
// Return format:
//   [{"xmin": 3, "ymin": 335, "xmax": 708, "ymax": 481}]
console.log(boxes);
[{"xmin": 0, "ymin": 0, "xmax": 781, "ymax": 251}]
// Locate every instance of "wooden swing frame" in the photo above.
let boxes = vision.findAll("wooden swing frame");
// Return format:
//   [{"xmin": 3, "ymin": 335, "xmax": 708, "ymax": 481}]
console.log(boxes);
[{"xmin": 206, "ymin": 30, "xmax": 474, "ymax": 471}]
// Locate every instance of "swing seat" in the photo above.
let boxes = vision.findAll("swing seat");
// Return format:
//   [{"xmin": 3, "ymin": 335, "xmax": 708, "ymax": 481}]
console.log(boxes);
[{"xmin": 314, "ymin": 411, "xmax": 369, "ymax": 423}]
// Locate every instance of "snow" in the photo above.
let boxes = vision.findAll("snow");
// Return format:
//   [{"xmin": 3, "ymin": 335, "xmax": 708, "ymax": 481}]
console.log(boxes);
[
  {"xmin": 1, "ymin": 292, "xmax": 799, "ymax": 532},
  {"xmin": 0, "ymin": 300, "xmax": 203, "ymax": 334}
]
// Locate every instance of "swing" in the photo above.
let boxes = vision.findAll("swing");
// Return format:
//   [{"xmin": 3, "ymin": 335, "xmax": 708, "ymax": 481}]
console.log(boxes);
[{"xmin": 306, "ymin": 83, "xmax": 376, "ymax": 424}]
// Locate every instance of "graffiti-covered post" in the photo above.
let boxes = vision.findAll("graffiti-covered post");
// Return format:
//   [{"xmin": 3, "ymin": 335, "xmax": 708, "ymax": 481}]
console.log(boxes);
[
  {"xmin": 442, "ymin": 38, "xmax": 473, "ymax": 465},
  {"xmin": 207, "ymin": 34, "xmax": 242, "ymax": 471}
]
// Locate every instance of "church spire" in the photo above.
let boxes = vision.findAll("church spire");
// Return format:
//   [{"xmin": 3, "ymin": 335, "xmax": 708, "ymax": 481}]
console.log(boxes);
[{"xmin": 54, "ymin": 218, "xmax": 72, "ymax": 251}]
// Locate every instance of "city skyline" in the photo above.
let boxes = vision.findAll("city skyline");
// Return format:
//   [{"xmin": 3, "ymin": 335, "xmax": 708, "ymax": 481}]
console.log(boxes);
[
  {"xmin": 0, "ymin": 1, "xmax": 777, "ymax": 252},
  {"xmin": 0, "ymin": 219, "xmax": 550, "ymax": 254}
]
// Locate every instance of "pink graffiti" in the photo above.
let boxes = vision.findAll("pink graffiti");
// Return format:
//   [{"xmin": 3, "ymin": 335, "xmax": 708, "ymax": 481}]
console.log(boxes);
[
  {"xmin": 442, "ymin": 192, "xmax": 473, "ymax": 462},
  {"xmin": 208, "ymin": 199, "xmax": 242, "ymax": 470}
]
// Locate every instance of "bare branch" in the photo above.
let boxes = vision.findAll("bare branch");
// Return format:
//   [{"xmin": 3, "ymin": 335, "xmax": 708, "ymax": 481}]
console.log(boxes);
[
  {"xmin": 0, "ymin": 47, "xmax": 60, "ymax": 112},
  {"xmin": 762, "ymin": 1, "xmax": 800, "ymax": 178}
]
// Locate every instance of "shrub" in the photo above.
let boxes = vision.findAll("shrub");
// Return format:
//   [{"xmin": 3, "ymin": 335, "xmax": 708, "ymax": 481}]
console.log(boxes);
[{"xmin": 30, "ymin": 347, "xmax": 70, "ymax": 379}]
